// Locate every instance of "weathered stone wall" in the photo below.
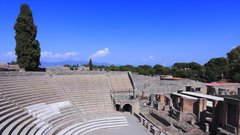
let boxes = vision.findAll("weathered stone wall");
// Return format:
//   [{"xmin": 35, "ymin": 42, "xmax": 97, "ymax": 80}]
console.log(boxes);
[
  {"xmin": 132, "ymin": 74, "xmax": 207, "ymax": 97},
  {"xmin": 207, "ymin": 85, "xmax": 240, "ymax": 95},
  {"xmin": 47, "ymin": 67, "xmax": 130, "ymax": 75}
]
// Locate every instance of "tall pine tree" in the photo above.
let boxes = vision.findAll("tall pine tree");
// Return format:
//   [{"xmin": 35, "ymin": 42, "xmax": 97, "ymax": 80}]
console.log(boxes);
[{"xmin": 14, "ymin": 4, "xmax": 41, "ymax": 71}]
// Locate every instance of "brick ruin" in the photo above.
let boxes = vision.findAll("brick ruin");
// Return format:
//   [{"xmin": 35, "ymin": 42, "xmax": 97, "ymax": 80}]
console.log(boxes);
[{"xmin": 147, "ymin": 91, "xmax": 240, "ymax": 135}]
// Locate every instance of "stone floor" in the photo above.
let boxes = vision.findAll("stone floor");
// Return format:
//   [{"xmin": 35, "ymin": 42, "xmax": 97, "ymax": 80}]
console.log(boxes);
[{"xmin": 87, "ymin": 112, "xmax": 150, "ymax": 135}]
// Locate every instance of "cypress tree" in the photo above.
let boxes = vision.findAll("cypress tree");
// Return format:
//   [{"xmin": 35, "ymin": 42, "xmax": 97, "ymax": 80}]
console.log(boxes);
[
  {"xmin": 89, "ymin": 59, "xmax": 93, "ymax": 70},
  {"xmin": 14, "ymin": 4, "xmax": 41, "ymax": 71}
]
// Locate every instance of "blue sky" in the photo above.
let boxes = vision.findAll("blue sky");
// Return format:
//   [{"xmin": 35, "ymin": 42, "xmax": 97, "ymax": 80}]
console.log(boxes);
[{"xmin": 0, "ymin": 0, "xmax": 240, "ymax": 66}]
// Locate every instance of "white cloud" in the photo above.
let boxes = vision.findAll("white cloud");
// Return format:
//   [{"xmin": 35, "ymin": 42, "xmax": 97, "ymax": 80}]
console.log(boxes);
[
  {"xmin": 41, "ymin": 51, "xmax": 79, "ymax": 59},
  {"xmin": 0, "ymin": 51, "xmax": 16, "ymax": 62},
  {"xmin": 142, "ymin": 56, "xmax": 155, "ymax": 61},
  {"xmin": 40, "ymin": 51, "xmax": 80, "ymax": 62},
  {"xmin": 0, "ymin": 51, "xmax": 16, "ymax": 58},
  {"xmin": 0, "ymin": 51, "xmax": 81, "ymax": 62},
  {"xmin": 89, "ymin": 48, "xmax": 110, "ymax": 59},
  {"xmin": 6, "ymin": 51, "xmax": 16, "ymax": 58},
  {"xmin": 1, "ymin": 51, "xmax": 80, "ymax": 60}
]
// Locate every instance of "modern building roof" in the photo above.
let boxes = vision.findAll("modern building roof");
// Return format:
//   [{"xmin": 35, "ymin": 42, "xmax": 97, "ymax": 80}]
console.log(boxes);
[
  {"xmin": 180, "ymin": 91, "xmax": 224, "ymax": 101},
  {"xmin": 206, "ymin": 82, "xmax": 240, "ymax": 87},
  {"xmin": 171, "ymin": 93, "xmax": 198, "ymax": 100}
]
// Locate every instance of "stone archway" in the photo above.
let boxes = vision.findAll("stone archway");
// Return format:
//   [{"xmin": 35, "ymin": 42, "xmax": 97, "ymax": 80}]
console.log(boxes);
[
  {"xmin": 115, "ymin": 104, "xmax": 121, "ymax": 111},
  {"xmin": 123, "ymin": 104, "xmax": 132, "ymax": 113}
]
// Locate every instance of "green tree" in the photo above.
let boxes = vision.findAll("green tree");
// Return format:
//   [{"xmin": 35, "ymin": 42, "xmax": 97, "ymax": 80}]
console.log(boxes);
[
  {"xmin": 204, "ymin": 57, "xmax": 228, "ymax": 82},
  {"xmin": 233, "ymin": 73, "xmax": 240, "ymax": 82},
  {"xmin": 14, "ymin": 4, "xmax": 41, "ymax": 71},
  {"xmin": 153, "ymin": 64, "xmax": 170, "ymax": 75},
  {"xmin": 172, "ymin": 63, "xmax": 187, "ymax": 70},
  {"xmin": 153, "ymin": 64, "xmax": 163, "ymax": 75},
  {"xmin": 188, "ymin": 62, "xmax": 202, "ymax": 70},
  {"xmin": 172, "ymin": 62, "xmax": 201, "ymax": 70},
  {"xmin": 89, "ymin": 59, "xmax": 93, "ymax": 70},
  {"xmin": 171, "ymin": 62, "xmax": 203, "ymax": 80},
  {"xmin": 137, "ymin": 65, "xmax": 153, "ymax": 75},
  {"xmin": 119, "ymin": 65, "xmax": 135, "ymax": 72},
  {"xmin": 10, "ymin": 61, "xmax": 17, "ymax": 65},
  {"xmin": 109, "ymin": 65, "xmax": 119, "ymax": 71},
  {"xmin": 227, "ymin": 46, "xmax": 240, "ymax": 82}
]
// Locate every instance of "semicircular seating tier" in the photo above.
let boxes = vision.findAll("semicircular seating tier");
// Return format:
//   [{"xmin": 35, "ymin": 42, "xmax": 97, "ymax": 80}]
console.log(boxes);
[
  {"xmin": 0, "ymin": 72, "xmax": 129, "ymax": 135},
  {"xmin": 108, "ymin": 73, "xmax": 134, "ymax": 93}
]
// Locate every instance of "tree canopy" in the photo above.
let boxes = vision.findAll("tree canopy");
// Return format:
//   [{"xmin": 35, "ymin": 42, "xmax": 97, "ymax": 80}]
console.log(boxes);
[
  {"xmin": 172, "ymin": 62, "xmax": 201, "ymax": 70},
  {"xmin": 227, "ymin": 46, "xmax": 240, "ymax": 82},
  {"xmin": 204, "ymin": 57, "xmax": 228, "ymax": 82},
  {"xmin": 14, "ymin": 4, "xmax": 41, "ymax": 71},
  {"xmin": 171, "ymin": 62, "xmax": 203, "ymax": 80}
]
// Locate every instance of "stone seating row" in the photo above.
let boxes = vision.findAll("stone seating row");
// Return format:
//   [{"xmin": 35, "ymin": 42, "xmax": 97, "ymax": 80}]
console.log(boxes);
[{"xmin": 0, "ymin": 73, "xmax": 129, "ymax": 135}]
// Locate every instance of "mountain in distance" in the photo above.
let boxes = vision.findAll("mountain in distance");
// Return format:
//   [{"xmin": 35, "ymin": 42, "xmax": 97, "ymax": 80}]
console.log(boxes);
[{"xmin": 40, "ymin": 60, "xmax": 110, "ymax": 68}]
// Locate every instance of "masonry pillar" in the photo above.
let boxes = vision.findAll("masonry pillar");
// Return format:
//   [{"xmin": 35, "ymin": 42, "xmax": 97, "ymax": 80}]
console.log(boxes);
[
  {"xmin": 150, "ymin": 94, "xmax": 156, "ymax": 107},
  {"xmin": 153, "ymin": 128, "xmax": 160, "ymax": 135},
  {"xmin": 143, "ymin": 119, "xmax": 147, "ymax": 127},
  {"xmin": 157, "ymin": 102, "xmax": 161, "ymax": 110},
  {"xmin": 204, "ymin": 123, "xmax": 209, "ymax": 132},
  {"xmin": 140, "ymin": 117, "xmax": 144, "ymax": 125},
  {"xmin": 198, "ymin": 98, "xmax": 207, "ymax": 123},
  {"xmin": 147, "ymin": 123, "xmax": 151, "ymax": 133},
  {"xmin": 212, "ymin": 100, "xmax": 218, "ymax": 129}
]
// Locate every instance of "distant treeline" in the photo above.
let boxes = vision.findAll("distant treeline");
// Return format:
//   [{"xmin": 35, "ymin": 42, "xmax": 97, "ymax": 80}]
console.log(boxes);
[
  {"xmin": 63, "ymin": 64, "xmax": 79, "ymax": 70},
  {"xmin": 92, "ymin": 46, "xmax": 240, "ymax": 83}
]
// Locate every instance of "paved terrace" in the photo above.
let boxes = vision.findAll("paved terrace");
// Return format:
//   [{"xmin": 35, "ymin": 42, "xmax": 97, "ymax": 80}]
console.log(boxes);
[{"xmin": 88, "ymin": 113, "xmax": 151, "ymax": 135}]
